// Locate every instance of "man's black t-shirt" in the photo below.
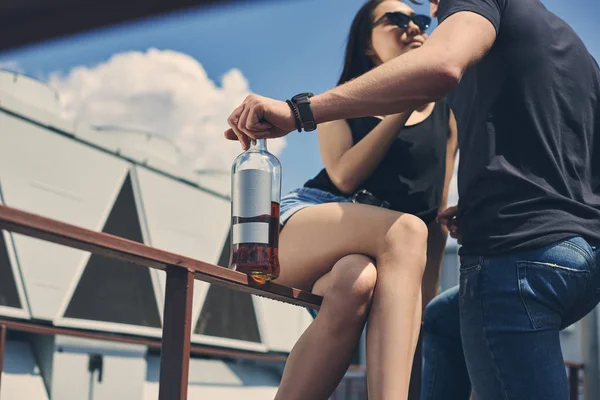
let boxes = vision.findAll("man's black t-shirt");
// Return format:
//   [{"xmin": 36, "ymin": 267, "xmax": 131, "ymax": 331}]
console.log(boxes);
[{"xmin": 437, "ymin": 0, "xmax": 600, "ymax": 255}]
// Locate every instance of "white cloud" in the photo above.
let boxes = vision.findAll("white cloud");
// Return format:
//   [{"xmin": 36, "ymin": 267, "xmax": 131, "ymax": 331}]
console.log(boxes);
[{"xmin": 48, "ymin": 48, "xmax": 286, "ymax": 171}]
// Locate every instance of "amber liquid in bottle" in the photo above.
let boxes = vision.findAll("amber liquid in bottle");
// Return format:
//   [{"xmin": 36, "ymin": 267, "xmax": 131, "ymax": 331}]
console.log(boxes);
[{"xmin": 230, "ymin": 202, "xmax": 280, "ymax": 283}]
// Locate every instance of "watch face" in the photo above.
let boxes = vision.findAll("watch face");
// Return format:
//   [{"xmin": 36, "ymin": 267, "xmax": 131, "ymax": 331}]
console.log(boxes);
[
  {"xmin": 292, "ymin": 92, "xmax": 314, "ymax": 101},
  {"xmin": 303, "ymin": 122, "xmax": 317, "ymax": 131}
]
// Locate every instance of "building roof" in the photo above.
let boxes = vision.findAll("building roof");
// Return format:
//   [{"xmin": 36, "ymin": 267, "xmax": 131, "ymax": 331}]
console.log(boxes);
[{"xmin": 0, "ymin": 69, "xmax": 230, "ymax": 199}]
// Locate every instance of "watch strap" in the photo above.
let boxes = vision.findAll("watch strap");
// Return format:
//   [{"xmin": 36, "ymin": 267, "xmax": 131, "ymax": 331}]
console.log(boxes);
[
  {"xmin": 286, "ymin": 100, "xmax": 302, "ymax": 132},
  {"xmin": 291, "ymin": 92, "xmax": 316, "ymax": 132}
]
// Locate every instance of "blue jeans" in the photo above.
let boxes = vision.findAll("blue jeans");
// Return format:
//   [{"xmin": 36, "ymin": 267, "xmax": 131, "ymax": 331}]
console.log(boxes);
[{"xmin": 421, "ymin": 236, "xmax": 600, "ymax": 400}]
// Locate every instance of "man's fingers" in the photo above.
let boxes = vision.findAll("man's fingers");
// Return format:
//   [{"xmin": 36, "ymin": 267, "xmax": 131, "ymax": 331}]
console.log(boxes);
[
  {"xmin": 251, "ymin": 118, "xmax": 274, "ymax": 132},
  {"xmin": 245, "ymin": 104, "xmax": 258, "ymax": 131},
  {"xmin": 237, "ymin": 133, "xmax": 250, "ymax": 150},
  {"xmin": 229, "ymin": 122, "xmax": 249, "ymax": 150},
  {"xmin": 240, "ymin": 103, "xmax": 274, "ymax": 134},
  {"xmin": 238, "ymin": 104, "xmax": 276, "ymax": 140},
  {"xmin": 228, "ymin": 105, "xmax": 250, "ymax": 150},
  {"xmin": 227, "ymin": 104, "xmax": 243, "ymax": 127},
  {"xmin": 437, "ymin": 206, "xmax": 458, "ymax": 220},
  {"xmin": 238, "ymin": 105, "xmax": 251, "ymax": 135},
  {"xmin": 438, "ymin": 207, "xmax": 457, "ymax": 217},
  {"xmin": 224, "ymin": 128, "xmax": 239, "ymax": 141},
  {"xmin": 244, "ymin": 103, "xmax": 265, "ymax": 131},
  {"xmin": 437, "ymin": 214, "xmax": 451, "ymax": 225}
]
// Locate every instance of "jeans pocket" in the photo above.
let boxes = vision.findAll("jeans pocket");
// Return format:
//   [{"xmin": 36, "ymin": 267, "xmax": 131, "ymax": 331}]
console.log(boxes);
[
  {"xmin": 517, "ymin": 260, "xmax": 590, "ymax": 330},
  {"xmin": 460, "ymin": 256, "xmax": 483, "ymax": 274}
]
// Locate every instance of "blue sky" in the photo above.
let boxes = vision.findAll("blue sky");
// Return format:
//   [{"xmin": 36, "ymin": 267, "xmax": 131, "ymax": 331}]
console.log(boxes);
[{"xmin": 1, "ymin": 0, "xmax": 598, "ymax": 195}]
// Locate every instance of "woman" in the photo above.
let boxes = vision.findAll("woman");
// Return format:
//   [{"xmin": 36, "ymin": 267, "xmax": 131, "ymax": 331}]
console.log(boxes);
[{"xmin": 275, "ymin": 1, "xmax": 457, "ymax": 399}]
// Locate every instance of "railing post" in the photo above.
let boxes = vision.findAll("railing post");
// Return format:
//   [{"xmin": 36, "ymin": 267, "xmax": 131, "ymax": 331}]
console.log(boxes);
[
  {"xmin": 569, "ymin": 365, "xmax": 580, "ymax": 400},
  {"xmin": 159, "ymin": 267, "xmax": 194, "ymax": 400},
  {"xmin": 0, "ymin": 325, "xmax": 6, "ymax": 392}
]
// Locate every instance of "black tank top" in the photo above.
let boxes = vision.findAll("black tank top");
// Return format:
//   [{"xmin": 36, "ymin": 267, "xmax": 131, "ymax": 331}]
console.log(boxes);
[{"xmin": 304, "ymin": 99, "xmax": 450, "ymax": 224}]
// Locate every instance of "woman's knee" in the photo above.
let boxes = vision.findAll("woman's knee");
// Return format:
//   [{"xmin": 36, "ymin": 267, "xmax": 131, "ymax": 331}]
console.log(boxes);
[
  {"xmin": 380, "ymin": 213, "xmax": 428, "ymax": 265},
  {"xmin": 387, "ymin": 213, "xmax": 428, "ymax": 247},
  {"xmin": 325, "ymin": 255, "xmax": 377, "ymax": 318}
]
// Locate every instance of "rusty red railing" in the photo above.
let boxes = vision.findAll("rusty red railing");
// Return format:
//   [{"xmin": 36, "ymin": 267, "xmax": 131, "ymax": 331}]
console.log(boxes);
[
  {"xmin": 0, "ymin": 204, "xmax": 585, "ymax": 399},
  {"xmin": 0, "ymin": 204, "xmax": 322, "ymax": 400}
]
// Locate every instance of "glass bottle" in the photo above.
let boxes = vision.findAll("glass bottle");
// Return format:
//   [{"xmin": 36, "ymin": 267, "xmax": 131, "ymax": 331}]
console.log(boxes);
[{"xmin": 230, "ymin": 138, "xmax": 281, "ymax": 283}]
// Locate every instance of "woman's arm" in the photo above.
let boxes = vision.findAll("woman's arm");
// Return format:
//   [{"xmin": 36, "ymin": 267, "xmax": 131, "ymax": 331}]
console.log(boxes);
[
  {"xmin": 319, "ymin": 112, "xmax": 412, "ymax": 194},
  {"xmin": 439, "ymin": 111, "xmax": 459, "ymax": 215},
  {"xmin": 422, "ymin": 110, "xmax": 459, "ymax": 309}
]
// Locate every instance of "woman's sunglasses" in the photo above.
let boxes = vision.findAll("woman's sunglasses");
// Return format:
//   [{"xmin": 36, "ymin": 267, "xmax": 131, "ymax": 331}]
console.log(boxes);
[{"xmin": 374, "ymin": 11, "xmax": 432, "ymax": 32}]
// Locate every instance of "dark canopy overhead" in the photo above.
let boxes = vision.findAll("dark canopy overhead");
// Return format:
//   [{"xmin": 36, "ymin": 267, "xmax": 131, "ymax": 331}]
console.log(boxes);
[{"xmin": 0, "ymin": 0, "xmax": 258, "ymax": 52}]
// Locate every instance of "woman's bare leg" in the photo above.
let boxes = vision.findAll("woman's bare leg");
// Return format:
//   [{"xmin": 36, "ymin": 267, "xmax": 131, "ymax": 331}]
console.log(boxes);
[
  {"xmin": 275, "ymin": 255, "xmax": 377, "ymax": 400},
  {"xmin": 365, "ymin": 211, "xmax": 427, "ymax": 399},
  {"xmin": 274, "ymin": 202, "xmax": 428, "ymax": 400}
]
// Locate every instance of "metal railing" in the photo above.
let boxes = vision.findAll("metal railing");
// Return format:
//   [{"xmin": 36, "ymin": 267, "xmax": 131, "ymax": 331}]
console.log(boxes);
[
  {"xmin": 0, "ymin": 204, "xmax": 321, "ymax": 400},
  {"xmin": 0, "ymin": 204, "xmax": 586, "ymax": 399}
]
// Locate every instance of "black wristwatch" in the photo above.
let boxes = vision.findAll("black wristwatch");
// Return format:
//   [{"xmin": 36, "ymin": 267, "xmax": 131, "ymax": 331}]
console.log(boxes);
[{"xmin": 291, "ymin": 92, "xmax": 317, "ymax": 132}]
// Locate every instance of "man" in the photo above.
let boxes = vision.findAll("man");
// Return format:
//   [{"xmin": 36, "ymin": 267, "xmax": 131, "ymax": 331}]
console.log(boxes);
[{"xmin": 225, "ymin": 0, "xmax": 600, "ymax": 399}]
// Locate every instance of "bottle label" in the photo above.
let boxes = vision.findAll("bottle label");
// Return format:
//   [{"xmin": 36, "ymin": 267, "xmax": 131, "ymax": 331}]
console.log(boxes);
[
  {"xmin": 232, "ymin": 169, "xmax": 272, "ymax": 245},
  {"xmin": 232, "ymin": 222, "xmax": 269, "ymax": 244},
  {"xmin": 232, "ymin": 169, "xmax": 272, "ymax": 217}
]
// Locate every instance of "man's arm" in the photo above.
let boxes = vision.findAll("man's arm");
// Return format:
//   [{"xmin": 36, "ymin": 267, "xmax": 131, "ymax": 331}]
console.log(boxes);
[
  {"xmin": 311, "ymin": 11, "xmax": 497, "ymax": 123},
  {"xmin": 225, "ymin": 11, "xmax": 498, "ymax": 146}
]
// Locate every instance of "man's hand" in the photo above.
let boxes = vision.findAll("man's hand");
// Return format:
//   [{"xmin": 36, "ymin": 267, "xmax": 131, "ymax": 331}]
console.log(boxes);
[
  {"xmin": 437, "ymin": 205, "xmax": 461, "ymax": 244},
  {"xmin": 225, "ymin": 94, "xmax": 297, "ymax": 150}
]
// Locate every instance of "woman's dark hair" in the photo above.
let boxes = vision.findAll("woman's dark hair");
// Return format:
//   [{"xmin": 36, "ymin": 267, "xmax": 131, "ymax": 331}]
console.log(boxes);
[{"xmin": 337, "ymin": 0, "xmax": 393, "ymax": 86}]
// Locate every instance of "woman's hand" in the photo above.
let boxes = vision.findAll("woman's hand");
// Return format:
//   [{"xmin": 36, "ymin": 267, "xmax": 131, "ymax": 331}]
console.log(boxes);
[
  {"xmin": 224, "ymin": 94, "xmax": 297, "ymax": 150},
  {"xmin": 437, "ymin": 205, "xmax": 461, "ymax": 243}
]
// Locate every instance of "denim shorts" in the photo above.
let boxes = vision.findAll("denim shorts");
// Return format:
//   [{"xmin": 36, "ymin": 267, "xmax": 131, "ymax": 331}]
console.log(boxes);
[
  {"xmin": 280, "ymin": 187, "xmax": 352, "ymax": 320},
  {"xmin": 280, "ymin": 187, "xmax": 352, "ymax": 228}
]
